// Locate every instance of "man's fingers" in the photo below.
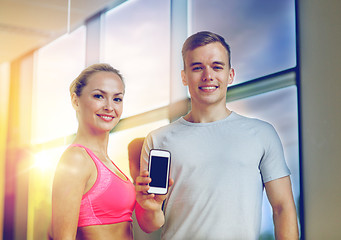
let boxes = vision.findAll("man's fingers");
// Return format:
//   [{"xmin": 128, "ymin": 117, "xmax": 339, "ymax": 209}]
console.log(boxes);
[
  {"xmin": 140, "ymin": 170, "xmax": 149, "ymax": 177},
  {"xmin": 135, "ymin": 184, "xmax": 150, "ymax": 193},
  {"xmin": 136, "ymin": 176, "xmax": 151, "ymax": 185}
]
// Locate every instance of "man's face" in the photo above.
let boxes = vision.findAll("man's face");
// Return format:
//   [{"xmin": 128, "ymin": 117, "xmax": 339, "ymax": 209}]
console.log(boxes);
[{"xmin": 181, "ymin": 42, "xmax": 235, "ymax": 108}]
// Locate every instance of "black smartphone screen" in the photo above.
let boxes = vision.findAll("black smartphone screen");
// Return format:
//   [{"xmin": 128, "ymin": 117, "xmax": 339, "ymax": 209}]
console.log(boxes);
[{"xmin": 149, "ymin": 156, "xmax": 168, "ymax": 188}]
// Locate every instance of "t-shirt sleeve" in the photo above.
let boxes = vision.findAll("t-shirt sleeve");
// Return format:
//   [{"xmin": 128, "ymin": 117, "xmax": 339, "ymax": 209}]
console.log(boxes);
[{"xmin": 259, "ymin": 123, "xmax": 291, "ymax": 183}]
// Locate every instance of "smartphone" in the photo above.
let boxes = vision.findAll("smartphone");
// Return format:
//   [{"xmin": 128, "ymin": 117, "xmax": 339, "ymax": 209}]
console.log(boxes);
[{"xmin": 148, "ymin": 149, "xmax": 171, "ymax": 195}]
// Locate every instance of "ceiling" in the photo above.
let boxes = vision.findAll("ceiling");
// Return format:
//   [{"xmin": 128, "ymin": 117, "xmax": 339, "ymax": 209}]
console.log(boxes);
[{"xmin": 0, "ymin": 0, "xmax": 124, "ymax": 64}]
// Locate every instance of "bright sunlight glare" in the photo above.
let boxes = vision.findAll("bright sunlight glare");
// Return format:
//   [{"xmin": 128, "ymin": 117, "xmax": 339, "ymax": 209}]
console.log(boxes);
[{"xmin": 33, "ymin": 151, "xmax": 54, "ymax": 172}]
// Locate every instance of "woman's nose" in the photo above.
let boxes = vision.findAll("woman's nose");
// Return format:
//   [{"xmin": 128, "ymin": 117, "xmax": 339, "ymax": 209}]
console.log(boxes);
[{"xmin": 104, "ymin": 100, "xmax": 114, "ymax": 111}]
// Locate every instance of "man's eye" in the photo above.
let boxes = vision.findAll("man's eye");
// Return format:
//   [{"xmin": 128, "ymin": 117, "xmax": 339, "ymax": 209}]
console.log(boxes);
[
  {"xmin": 114, "ymin": 97, "xmax": 123, "ymax": 102},
  {"xmin": 192, "ymin": 66, "xmax": 202, "ymax": 71},
  {"xmin": 213, "ymin": 66, "xmax": 223, "ymax": 70},
  {"xmin": 94, "ymin": 94, "xmax": 103, "ymax": 99}
]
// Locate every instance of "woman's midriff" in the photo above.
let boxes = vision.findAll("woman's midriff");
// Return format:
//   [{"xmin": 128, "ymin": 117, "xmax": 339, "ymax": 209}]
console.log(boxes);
[{"xmin": 76, "ymin": 221, "xmax": 133, "ymax": 240}]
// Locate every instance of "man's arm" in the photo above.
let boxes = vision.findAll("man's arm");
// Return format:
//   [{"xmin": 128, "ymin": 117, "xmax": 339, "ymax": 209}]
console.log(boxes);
[
  {"xmin": 264, "ymin": 176, "xmax": 299, "ymax": 240},
  {"xmin": 135, "ymin": 171, "xmax": 172, "ymax": 233}
]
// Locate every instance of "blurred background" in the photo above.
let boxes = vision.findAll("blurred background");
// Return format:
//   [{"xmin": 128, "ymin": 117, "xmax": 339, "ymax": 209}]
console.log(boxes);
[{"xmin": 0, "ymin": 0, "xmax": 340, "ymax": 239}]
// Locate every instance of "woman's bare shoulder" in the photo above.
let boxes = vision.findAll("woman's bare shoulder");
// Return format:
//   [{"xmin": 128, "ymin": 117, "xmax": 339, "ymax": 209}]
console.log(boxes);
[{"xmin": 55, "ymin": 145, "xmax": 93, "ymax": 177}]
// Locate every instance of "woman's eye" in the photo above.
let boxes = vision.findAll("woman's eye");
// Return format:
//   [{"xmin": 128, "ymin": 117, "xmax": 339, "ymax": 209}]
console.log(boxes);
[
  {"xmin": 94, "ymin": 94, "xmax": 103, "ymax": 99},
  {"xmin": 114, "ymin": 97, "xmax": 123, "ymax": 102}
]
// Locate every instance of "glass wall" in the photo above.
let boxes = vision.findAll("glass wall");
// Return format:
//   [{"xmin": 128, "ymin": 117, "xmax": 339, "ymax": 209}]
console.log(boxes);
[
  {"xmin": 0, "ymin": 62, "xmax": 10, "ymax": 240},
  {"xmin": 190, "ymin": 0, "xmax": 296, "ymax": 85},
  {"xmin": 28, "ymin": 26, "xmax": 86, "ymax": 240},
  {"xmin": 27, "ymin": 146, "xmax": 66, "ymax": 240},
  {"xmin": 32, "ymin": 26, "xmax": 86, "ymax": 144},
  {"xmin": 102, "ymin": 0, "xmax": 171, "ymax": 117}
]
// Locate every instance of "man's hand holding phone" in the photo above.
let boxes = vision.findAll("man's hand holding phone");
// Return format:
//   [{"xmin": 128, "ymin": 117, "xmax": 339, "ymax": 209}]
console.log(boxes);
[
  {"xmin": 135, "ymin": 170, "xmax": 173, "ymax": 233},
  {"xmin": 135, "ymin": 149, "xmax": 173, "ymax": 211},
  {"xmin": 135, "ymin": 170, "xmax": 173, "ymax": 211},
  {"xmin": 135, "ymin": 149, "xmax": 173, "ymax": 233}
]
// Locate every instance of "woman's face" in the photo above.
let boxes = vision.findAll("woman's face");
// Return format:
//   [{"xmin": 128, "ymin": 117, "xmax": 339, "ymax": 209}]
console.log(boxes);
[{"xmin": 73, "ymin": 71, "xmax": 125, "ymax": 134}]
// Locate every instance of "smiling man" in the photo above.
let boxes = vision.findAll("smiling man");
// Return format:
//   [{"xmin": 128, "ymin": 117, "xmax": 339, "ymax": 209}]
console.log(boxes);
[
  {"xmin": 135, "ymin": 31, "xmax": 299, "ymax": 240},
  {"xmin": 181, "ymin": 40, "xmax": 234, "ymax": 123}
]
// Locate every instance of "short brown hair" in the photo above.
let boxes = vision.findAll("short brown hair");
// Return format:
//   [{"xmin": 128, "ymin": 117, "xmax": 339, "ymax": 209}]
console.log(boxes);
[
  {"xmin": 182, "ymin": 31, "xmax": 232, "ymax": 69},
  {"xmin": 69, "ymin": 63, "xmax": 124, "ymax": 96}
]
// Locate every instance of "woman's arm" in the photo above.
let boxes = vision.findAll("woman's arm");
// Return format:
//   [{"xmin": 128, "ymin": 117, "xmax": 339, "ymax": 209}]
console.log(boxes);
[{"xmin": 51, "ymin": 147, "xmax": 91, "ymax": 240}]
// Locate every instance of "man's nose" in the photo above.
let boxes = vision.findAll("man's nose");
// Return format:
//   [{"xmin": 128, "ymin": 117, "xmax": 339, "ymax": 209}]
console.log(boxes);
[{"xmin": 202, "ymin": 67, "xmax": 213, "ymax": 81}]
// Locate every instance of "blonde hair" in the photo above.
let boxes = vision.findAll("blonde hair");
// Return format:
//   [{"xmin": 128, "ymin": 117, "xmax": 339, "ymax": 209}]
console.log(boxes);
[{"xmin": 69, "ymin": 63, "xmax": 124, "ymax": 96}]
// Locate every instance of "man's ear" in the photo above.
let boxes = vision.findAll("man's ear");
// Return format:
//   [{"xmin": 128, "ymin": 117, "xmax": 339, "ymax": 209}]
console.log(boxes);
[
  {"xmin": 71, "ymin": 93, "xmax": 79, "ymax": 110},
  {"xmin": 228, "ymin": 68, "xmax": 235, "ymax": 85},
  {"xmin": 181, "ymin": 70, "xmax": 188, "ymax": 86}
]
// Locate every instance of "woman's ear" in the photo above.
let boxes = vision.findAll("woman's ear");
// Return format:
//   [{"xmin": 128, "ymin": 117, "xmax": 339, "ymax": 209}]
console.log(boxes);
[
  {"xmin": 181, "ymin": 70, "xmax": 188, "ymax": 86},
  {"xmin": 71, "ymin": 93, "xmax": 79, "ymax": 110}
]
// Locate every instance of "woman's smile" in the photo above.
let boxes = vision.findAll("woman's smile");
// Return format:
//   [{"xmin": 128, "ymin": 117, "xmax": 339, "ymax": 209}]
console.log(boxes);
[{"xmin": 97, "ymin": 114, "xmax": 115, "ymax": 122}]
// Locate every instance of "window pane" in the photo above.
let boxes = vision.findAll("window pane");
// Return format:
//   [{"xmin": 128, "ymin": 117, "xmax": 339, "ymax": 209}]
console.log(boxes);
[
  {"xmin": 28, "ymin": 145, "xmax": 67, "ymax": 240},
  {"xmin": 190, "ymin": 0, "xmax": 296, "ymax": 85},
  {"xmin": 228, "ymin": 86, "xmax": 300, "ymax": 238},
  {"xmin": 0, "ymin": 63, "xmax": 10, "ymax": 223},
  {"xmin": 102, "ymin": 0, "xmax": 171, "ymax": 118},
  {"xmin": 32, "ymin": 27, "xmax": 86, "ymax": 144},
  {"xmin": 0, "ymin": 63, "xmax": 10, "ymax": 141}
]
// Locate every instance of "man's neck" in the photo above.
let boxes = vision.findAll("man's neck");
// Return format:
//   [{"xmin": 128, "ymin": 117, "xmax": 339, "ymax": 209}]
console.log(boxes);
[{"xmin": 184, "ymin": 104, "xmax": 232, "ymax": 123}]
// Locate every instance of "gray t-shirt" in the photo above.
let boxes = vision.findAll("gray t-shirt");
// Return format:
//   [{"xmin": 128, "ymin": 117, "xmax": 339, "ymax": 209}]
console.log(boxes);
[{"xmin": 141, "ymin": 112, "xmax": 290, "ymax": 240}]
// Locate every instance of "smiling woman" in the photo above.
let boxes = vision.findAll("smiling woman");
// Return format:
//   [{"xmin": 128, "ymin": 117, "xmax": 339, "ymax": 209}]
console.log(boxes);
[
  {"xmin": 50, "ymin": 63, "xmax": 138, "ymax": 240},
  {"xmin": 70, "ymin": 66, "xmax": 125, "ymax": 134}
]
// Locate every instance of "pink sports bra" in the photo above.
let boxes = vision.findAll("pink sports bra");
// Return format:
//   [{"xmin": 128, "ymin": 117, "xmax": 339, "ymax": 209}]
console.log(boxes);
[{"xmin": 70, "ymin": 144, "xmax": 136, "ymax": 227}]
